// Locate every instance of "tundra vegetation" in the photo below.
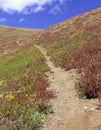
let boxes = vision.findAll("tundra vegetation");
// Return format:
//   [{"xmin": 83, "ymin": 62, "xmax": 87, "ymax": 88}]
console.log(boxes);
[
  {"xmin": 0, "ymin": 47, "xmax": 54, "ymax": 129},
  {"xmin": 38, "ymin": 8, "xmax": 101, "ymax": 99}
]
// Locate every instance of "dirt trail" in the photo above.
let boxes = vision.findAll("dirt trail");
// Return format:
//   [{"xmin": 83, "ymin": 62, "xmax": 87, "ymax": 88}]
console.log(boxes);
[{"xmin": 35, "ymin": 45, "xmax": 101, "ymax": 130}]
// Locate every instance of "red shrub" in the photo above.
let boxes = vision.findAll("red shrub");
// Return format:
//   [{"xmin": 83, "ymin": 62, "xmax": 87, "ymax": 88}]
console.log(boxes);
[
  {"xmin": 73, "ymin": 39, "xmax": 101, "ymax": 70},
  {"xmin": 78, "ymin": 59, "xmax": 101, "ymax": 98},
  {"xmin": 9, "ymin": 68, "xmax": 54, "ymax": 101},
  {"xmin": 73, "ymin": 40, "xmax": 101, "ymax": 98}
]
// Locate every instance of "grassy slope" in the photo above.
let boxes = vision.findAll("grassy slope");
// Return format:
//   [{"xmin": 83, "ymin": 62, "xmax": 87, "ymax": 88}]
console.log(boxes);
[
  {"xmin": 38, "ymin": 8, "xmax": 101, "ymax": 98},
  {"xmin": 0, "ymin": 26, "xmax": 42, "ymax": 60},
  {"xmin": 0, "ymin": 26, "xmax": 41, "ymax": 45},
  {"xmin": 0, "ymin": 46, "xmax": 48, "ymax": 81},
  {"xmin": 0, "ymin": 45, "xmax": 54, "ymax": 129},
  {"xmin": 0, "ymin": 27, "xmax": 54, "ymax": 129}
]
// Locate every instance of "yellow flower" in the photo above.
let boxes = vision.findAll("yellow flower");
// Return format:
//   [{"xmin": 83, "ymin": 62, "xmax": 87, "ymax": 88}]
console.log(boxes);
[
  {"xmin": 25, "ymin": 94, "xmax": 28, "ymax": 97},
  {"xmin": 5, "ymin": 93, "xmax": 14, "ymax": 100}
]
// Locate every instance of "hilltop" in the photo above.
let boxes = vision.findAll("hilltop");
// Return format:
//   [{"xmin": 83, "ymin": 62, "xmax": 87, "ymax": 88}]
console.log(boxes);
[
  {"xmin": 0, "ymin": 26, "xmax": 42, "ymax": 60},
  {"xmin": 0, "ymin": 25, "xmax": 41, "ymax": 45}
]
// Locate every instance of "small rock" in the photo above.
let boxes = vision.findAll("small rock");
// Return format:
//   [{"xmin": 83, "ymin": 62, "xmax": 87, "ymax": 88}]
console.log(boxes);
[
  {"xmin": 90, "ymin": 108, "xmax": 94, "ymax": 111},
  {"xmin": 84, "ymin": 106, "xmax": 88, "ymax": 110},
  {"xmin": 76, "ymin": 98, "xmax": 79, "ymax": 100},
  {"xmin": 58, "ymin": 118, "xmax": 61, "ymax": 122}
]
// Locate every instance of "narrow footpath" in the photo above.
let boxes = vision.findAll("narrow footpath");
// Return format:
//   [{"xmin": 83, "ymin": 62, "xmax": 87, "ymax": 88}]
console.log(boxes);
[{"xmin": 35, "ymin": 45, "xmax": 101, "ymax": 130}]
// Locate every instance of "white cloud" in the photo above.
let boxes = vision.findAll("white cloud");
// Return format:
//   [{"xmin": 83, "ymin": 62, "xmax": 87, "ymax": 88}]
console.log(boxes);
[
  {"xmin": 23, "ymin": 6, "xmax": 44, "ymax": 14},
  {"xmin": 18, "ymin": 18, "xmax": 26, "ymax": 22},
  {"xmin": 49, "ymin": 5, "xmax": 61, "ymax": 15},
  {"xmin": 0, "ymin": 0, "xmax": 67, "ymax": 14},
  {"xmin": 0, "ymin": 17, "xmax": 7, "ymax": 23},
  {"xmin": 49, "ymin": 0, "xmax": 67, "ymax": 15}
]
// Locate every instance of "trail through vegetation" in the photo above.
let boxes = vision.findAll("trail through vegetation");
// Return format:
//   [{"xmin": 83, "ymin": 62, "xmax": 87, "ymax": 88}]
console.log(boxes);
[{"xmin": 35, "ymin": 45, "xmax": 101, "ymax": 130}]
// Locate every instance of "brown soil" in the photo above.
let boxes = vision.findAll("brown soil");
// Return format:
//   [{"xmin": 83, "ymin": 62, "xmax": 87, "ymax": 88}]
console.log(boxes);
[{"xmin": 35, "ymin": 45, "xmax": 101, "ymax": 130}]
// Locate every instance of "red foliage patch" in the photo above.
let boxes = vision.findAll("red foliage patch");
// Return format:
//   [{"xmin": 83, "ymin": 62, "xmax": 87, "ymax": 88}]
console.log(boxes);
[
  {"xmin": 9, "ymin": 68, "xmax": 54, "ymax": 102},
  {"xmin": 73, "ymin": 39, "xmax": 101, "ymax": 98}
]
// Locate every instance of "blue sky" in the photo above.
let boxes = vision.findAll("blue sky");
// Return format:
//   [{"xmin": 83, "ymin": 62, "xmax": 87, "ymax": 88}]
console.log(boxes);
[{"xmin": 0, "ymin": 0, "xmax": 101, "ymax": 29}]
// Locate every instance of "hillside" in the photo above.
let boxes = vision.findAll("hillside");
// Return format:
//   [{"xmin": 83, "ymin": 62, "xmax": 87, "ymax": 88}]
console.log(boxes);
[
  {"xmin": 39, "ymin": 7, "xmax": 101, "ymax": 46},
  {"xmin": 0, "ymin": 26, "xmax": 53, "ymax": 129},
  {"xmin": 38, "ymin": 7, "xmax": 101, "ymax": 99},
  {"xmin": 0, "ymin": 25, "xmax": 41, "ymax": 45},
  {"xmin": 0, "ymin": 7, "xmax": 101, "ymax": 130},
  {"xmin": 0, "ymin": 26, "xmax": 42, "ymax": 60}
]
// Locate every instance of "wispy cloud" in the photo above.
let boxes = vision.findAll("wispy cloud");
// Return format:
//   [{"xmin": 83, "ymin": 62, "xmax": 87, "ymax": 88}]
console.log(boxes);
[
  {"xmin": 49, "ymin": 0, "xmax": 67, "ymax": 15},
  {"xmin": 0, "ymin": 0, "xmax": 67, "ymax": 14},
  {"xmin": 0, "ymin": 17, "xmax": 7, "ymax": 23},
  {"xmin": 49, "ymin": 5, "xmax": 61, "ymax": 15},
  {"xmin": 18, "ymin": 18, "xmax": 26, "ymax": 22}
]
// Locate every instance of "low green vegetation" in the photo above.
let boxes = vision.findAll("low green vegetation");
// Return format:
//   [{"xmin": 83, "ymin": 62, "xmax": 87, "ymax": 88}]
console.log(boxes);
[
  {"xmin": 0, "ymin": 26, "xmax": 41, "ymax": 45},
  {"xmin": 0, "ymin": 47, "xmax": 54, "ymax": 130},
  {"xmin": 0, "ymin": 47, "xmax": 48, "ymax": 81}
]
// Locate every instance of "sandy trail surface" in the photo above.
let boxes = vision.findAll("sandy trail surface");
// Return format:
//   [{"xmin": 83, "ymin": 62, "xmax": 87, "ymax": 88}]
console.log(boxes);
[{"xmin": 35, "ymin": 45, "xmax": 101, "ymax": 130}]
